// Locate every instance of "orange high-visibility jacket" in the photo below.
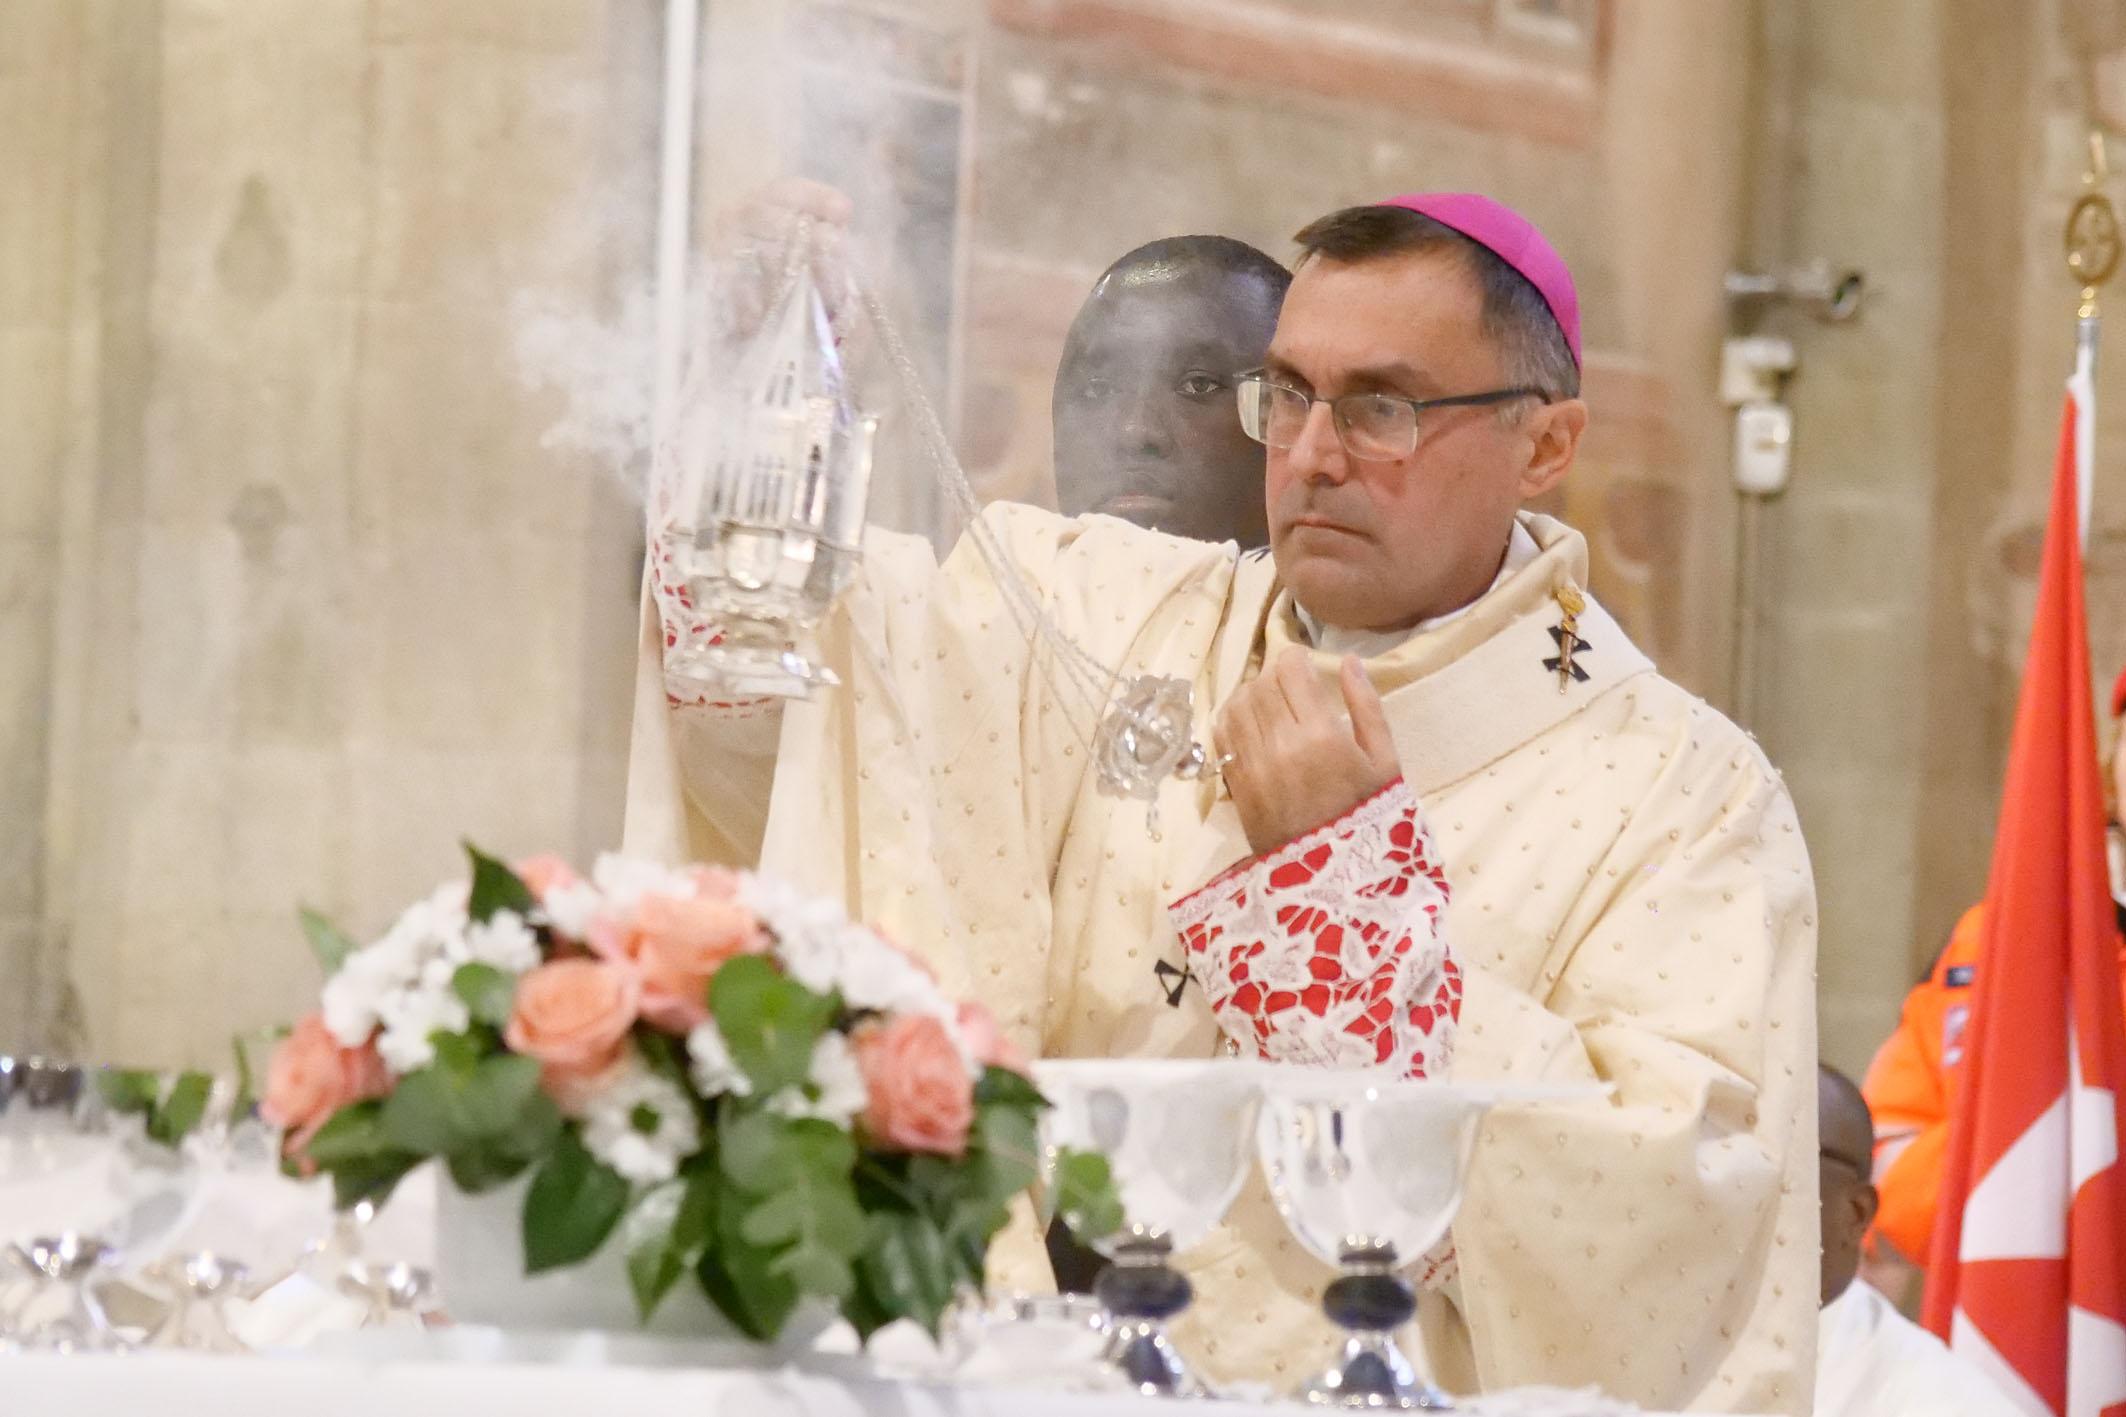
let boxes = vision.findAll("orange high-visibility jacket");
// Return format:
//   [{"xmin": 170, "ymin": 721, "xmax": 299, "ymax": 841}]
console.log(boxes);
[{"xmin": 1862, "ymin": 902, "xmax": 2126, "ymax": 1263}]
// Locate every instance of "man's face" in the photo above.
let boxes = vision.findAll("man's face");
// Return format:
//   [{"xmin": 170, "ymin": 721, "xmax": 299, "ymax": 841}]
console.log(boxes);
[
  {"xmin": 1818, "ymin": 1073, "xmax": 1880, "ymax": 1306},
  {"xmin": 1052, "ymin": 267, "xmax": 1278, "ymax": 546},
  {"xmin": 1262, "ymin": 249, "xmax": 1574, "ymax": 631}
]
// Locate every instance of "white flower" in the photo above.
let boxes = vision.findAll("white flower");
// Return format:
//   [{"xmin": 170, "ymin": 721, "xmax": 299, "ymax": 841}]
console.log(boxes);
[
  {"xmin": 765, "ymin": 1032, "xmax": 868, "ymax": 1129},
  {"xmin": 539, "ymin": 881, "xmax": 603, "ymax": 941},
  {"xmin": 738, "ymin": 874, "xmax": 845, "ymax": 951},
  {"xmin": 315, "ymin": 874, "xmax": 522, "ymax": 1063},
  {"xmin": 582, "ymin": 1065, "xmax": 702, "ymax": 1186},
  {"xmin": 772, "ymin": 924, "xmax": 846, "ymax": 999},
  {"xmin": 374, "ymin": 986, "xmax": 471, "ymax": 1074},
  {"xmin": 458, "ymin": 910, "xmax": 541, "ymax": 973},
  {"xmin": 320, "ymin": 959, "xmax": 390, "ymax": 1046},
  {"xmin": 384, "ymin": 888, "xmax": 472, "ymax": 962},
  {"xmin": 591, "ymin": 853, "xmax": 699, "ymax": 912},
  {"xmin": 417, "ymin": 954, "xmax": 459, "ymax": 994},
  {"xmin": 685, "ymin": 1018, "xmax": 752, "ymax": 1098},
  {"xmin": 832, "ymin": 929, "xmax": 949, "ymax": 1018}
]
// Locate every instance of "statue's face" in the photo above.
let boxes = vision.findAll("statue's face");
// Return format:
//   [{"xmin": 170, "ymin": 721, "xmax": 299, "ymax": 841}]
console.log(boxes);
[
  {"xmin": 1052, "ymin": 265, "xmax": 1280, "ymax": 547},
  {"xmin": 1262, "ymin": 248, "xmax": 1578, "ymax": 631}
]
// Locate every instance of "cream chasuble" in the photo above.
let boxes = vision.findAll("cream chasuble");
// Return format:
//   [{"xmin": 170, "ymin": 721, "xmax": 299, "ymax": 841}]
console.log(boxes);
[{"xmin": 623, "ymin": 504, "xmax": 1819, "ymax": 1414}]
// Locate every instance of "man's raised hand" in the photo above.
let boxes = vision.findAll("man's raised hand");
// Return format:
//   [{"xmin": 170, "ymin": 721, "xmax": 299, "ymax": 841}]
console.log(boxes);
[{"xmin": 1215, "ymin": 649, "xmax": 1401, "ymax": 857}]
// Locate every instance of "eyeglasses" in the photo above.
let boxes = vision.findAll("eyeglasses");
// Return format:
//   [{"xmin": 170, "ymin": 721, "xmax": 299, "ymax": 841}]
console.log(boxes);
[{"xmin": 1235, "ymin": 373, "xmax": 1550, "ymax": 462}]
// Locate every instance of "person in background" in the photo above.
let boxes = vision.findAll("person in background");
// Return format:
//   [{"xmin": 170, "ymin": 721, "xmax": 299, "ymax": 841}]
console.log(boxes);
[
  {"xmin": 1817, "ymin": 1064, "xmax": 2022, "ymax": 1415},
  {"xmin": 1050, "ymin": 236, "xmax": 1290, "ymax": 547},
  {"xmin": 1863, "ymin": 667, "xmax": 2126, "ymax": 1280}
]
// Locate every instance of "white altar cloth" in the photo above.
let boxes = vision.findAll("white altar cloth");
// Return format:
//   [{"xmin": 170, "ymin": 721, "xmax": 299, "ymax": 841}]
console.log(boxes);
[
  {"xmin": 1, "ymin": 1351, "xmax": 1721, "ymax": 1416},
  {"xmin": 2, "ymin": 1351, "xmax": 1278, "ymax": 1417}
]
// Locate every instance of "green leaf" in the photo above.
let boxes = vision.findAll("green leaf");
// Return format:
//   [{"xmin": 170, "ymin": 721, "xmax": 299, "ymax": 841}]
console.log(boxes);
[
  {"xmin": 460, "ymin": 1054, "xmax": 545, "ymax": 1138},
  {"xmin": 230, "ymin": 1031, "xmax": 269, "ymax": 1120},
  {"xmin": 447, "ymin": 1146, "xmax": 533, "ymax": 1194},
  {"xmin": 380, "ymin": 1067, "xmax": 465, "ymax": 1156},
  {"xmin": 626, "ymin": 1169, "xmax": 718, "ymax": 1320},
  {"xmin": 841, "ymin": 1275, "xmax": 898, "ymax": 1344},
  {"xmin": 94, "ymin": 1069, "xmax": 161, "ymax": 1116},
  {"xmin": 709, "ymin": 956, "xmax": 836, "ymax": 1095},
  {"xmin": 697, "ymin": 1243, "xmax": 796, "ymax": 1342},
  {"xmin": 452, "ymin": 964, "xmax": 517, "ymax": 1028},
  {"xmin": 380, "ymin": 1052, "xmax": 555, "ymax": 1165},
  {"xmin": 772, "ymin": 1242, "xmax": 854, "ymax": 1299},
  {"xmin": 301, "ymin": 1104, "xmax": 424, "ymax": 1209},
  {"xmin": 635, "ymin": 1030, "xmax": 689, "ymax": 1089},
  {"xmin": 522, "ymin": 1128, "xmax": 629, "ymax": 1273},
  {"xmin": 300, "ymin": 907, "xmax": 358, "ymax": 976},
  {"xmin": 628, "ymin": 1231, "xmax": 686, "ymax": 1320},
  {"xmin": 716, "ymin": 1107, "xmax": 785, "ymax": 1191},
  {"xmin": 301, "ymin": 1101, "xmax": 395, "ymax": 1165},
  {"xmin": 148, "ymin": 1071, "xmax": 213, "ymax": 1147},
  {"xmin": 973, "ymin": 1066, "xmax": 1045, "ymax": 1110},
  {"xmin": 1052, "ymin": 1147, "xmax": 1125, "ymax": 1245},
  {"xmin": 501, "ymin": 1089, "xmax": 565, "ymax": 1161},
  {"xmin": 330, "ymin": 1152, "xmax": 422, "ymax": 1212},
  {"xmin": 909, "ymin": 1102, "xmax": 1041, "ymax": 1250},
  {"xmin": 465, "ymin": 843, "xmax": 538, "ymax": 925},
  {"xmin": 972, "ymin": 1103, "xmax": 1041, "ymax": 1203},
  {"xmin": 738, "ymin": 1185, "xmax": 856, "ymax": 1251},
  {"xmin": 429, "ymin": 1030, "xmax": 484, "ymax": 1075},
  {"xmin": 714, "ymin": 1109, "xmax": 867, "ymax": 1309},
  {"xmin": 720, "ymin": 1110, "xmax": 857, "ymax": 1194},
  {"xmin": 673, "ymin": 1160, "xmax": 720, "ymax": 1253},
  {"xmin": 858, "ymin": 1209, "xmax": 958, "ymax": 1336}
]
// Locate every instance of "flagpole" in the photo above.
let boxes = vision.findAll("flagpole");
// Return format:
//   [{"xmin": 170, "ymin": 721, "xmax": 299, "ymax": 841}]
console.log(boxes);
[{"xmin": 2067, "ymin": 131, "xmax": 2116, "ymax": 550}]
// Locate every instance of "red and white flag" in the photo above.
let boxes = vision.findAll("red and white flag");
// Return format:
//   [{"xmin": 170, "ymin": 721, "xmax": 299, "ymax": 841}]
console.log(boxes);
[{"xmin": 1921, "ymin": 335, "xmax": 2126, "ymax": 1417}]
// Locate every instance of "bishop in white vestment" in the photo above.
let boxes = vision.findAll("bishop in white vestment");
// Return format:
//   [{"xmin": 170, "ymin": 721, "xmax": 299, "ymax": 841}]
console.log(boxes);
[{"xmin": 626, "ymin": 192, "xmax": 1819, "ymax": 1413}]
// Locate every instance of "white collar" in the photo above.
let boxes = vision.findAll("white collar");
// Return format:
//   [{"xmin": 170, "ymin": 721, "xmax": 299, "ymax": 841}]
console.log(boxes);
[{"xmin": 1296, "ymin": 520, "xmax": 1543, "ymax": 659}]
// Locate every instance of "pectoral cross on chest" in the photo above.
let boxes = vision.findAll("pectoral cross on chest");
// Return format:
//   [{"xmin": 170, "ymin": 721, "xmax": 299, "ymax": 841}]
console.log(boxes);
[{"xmin": 1545, "ymin": 583, "xmax": 1591, "ymax": 691}]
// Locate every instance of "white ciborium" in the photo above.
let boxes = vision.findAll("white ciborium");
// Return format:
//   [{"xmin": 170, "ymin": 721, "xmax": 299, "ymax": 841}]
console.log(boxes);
[{"xmin": 1031, "ymin": 1059, "xmax": 1266, "ymax": 1397}]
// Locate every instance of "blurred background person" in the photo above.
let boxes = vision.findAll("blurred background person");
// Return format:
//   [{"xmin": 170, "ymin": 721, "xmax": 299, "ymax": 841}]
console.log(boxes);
[
  {"xmin": 1862, "ymin": 667, "xmax": 2126, "ymax": 1292},
  {"xmin": 1817, "ymin": 1064, "xmax": 2021, "ymax": 1417},
  {"xmin": 1049, "ymin": 236, "xmax": 1289, "ymax": 546}
]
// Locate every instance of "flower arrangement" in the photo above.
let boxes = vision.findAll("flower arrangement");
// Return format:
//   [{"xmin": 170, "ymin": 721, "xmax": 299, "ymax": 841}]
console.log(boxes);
[{"xmin": 259, "ymin": 846, "xmax": 1118, "ymax": 1340}]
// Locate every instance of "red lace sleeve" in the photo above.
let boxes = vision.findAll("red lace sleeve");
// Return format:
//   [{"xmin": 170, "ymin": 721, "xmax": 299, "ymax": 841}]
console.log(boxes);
[{"xmin": 1167, "ymin": 777, "xmax": 1460, "ymax": 1080}]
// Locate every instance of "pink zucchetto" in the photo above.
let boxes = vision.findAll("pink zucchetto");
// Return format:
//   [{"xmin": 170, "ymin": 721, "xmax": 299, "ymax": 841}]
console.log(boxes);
[{"xmin": 1373, "ymin": 192, "xmax": 1581, "ymax": 368}]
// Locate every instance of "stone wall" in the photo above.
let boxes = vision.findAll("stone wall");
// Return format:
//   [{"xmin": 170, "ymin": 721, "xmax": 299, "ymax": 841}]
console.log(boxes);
[{"xmin": 6, "ymin": 0, "xmax": 651, "ymax": 1066}]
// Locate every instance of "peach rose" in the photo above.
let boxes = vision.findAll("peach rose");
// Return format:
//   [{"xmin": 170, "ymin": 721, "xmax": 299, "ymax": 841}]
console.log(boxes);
[
  {"xmin": 955, "ymin": 1001, "xmax": 1029, "ymax": 1075},
  {"xmin": 262, "ymin": 1013, "xmax": 391, "ymax": 1155},
  {"xmin": 688, "ymin": 866, "xmax": 740, "ymax": 901},
  {"xmin": 514, "ymin": 854, "xmax": 580, "ymax": 899},
  {"xmin": 853, "ymin": 1014, "xmax": 975, "ymax": 1157},
  {"xmin": 587, "ymin": 892, "xmax": 766, "ymax": 1033},
  {"xmin": 504, "ymin": 959, "xmax": 640, "ymax": 1099}
]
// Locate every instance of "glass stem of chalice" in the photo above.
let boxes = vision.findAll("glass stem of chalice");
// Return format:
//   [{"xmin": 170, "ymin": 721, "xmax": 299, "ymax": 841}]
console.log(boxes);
[
  {"xmin": 1309, "ymin": 1239, "xmax": 1432, "ymax": 1408},
  {"xmin": 1093, "ymin": 1224, "xmax": 1200, "ymax": 1397}
]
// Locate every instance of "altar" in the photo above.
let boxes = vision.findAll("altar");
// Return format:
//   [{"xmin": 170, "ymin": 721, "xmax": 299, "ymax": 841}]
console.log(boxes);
[{"xmin": 1, "ymin": 1350, "xmax": 1703, "ymax": 1417}]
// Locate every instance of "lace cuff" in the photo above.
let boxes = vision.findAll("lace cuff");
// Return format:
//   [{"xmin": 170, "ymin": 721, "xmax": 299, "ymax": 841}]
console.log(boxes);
[{"xmin": 1168, "ymin": 777, "xmax": 1460, "ymax": 1078}]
